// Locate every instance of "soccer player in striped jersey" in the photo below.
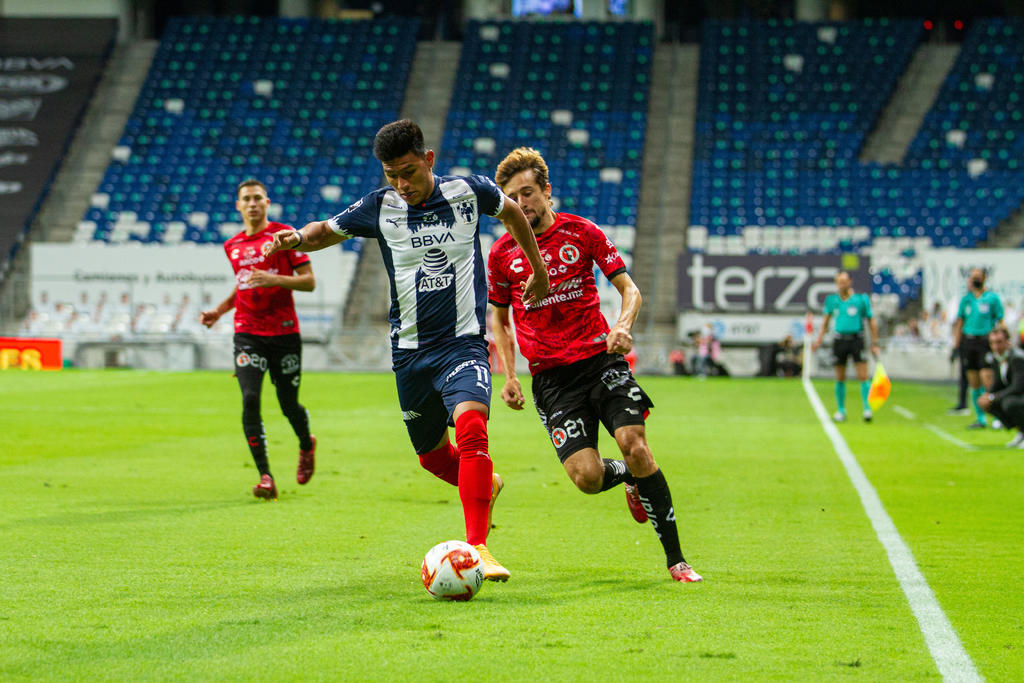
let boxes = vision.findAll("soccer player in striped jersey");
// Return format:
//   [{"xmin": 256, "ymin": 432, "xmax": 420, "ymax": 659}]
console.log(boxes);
[
  {"xmin": 200, "ymin": 179, "xmax": 318, "ymax": 500},
  {"xmin": 266, "ymin": 120, "xmax": 548, "ymax": 581},
  {"xmin": 487, "ymin": 147, "xmax": 703, "ymax": 583},
  {"xmin": 811, "ymin": 271, "xmax": 881, "ymax": 423}
]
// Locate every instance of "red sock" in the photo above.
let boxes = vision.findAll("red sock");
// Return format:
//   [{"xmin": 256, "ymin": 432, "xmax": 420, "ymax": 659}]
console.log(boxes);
[
  {"xmin": 418, "ymin": 441, "xmax": 460, "ymax": 486},
  {"xmin": 455, "ymin": 410, "xmax": 492, "ymax": 546}
]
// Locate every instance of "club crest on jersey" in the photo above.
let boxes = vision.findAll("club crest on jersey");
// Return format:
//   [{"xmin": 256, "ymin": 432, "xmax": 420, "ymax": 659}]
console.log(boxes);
[
  {"xmin": 456, "ymin": 199, "xmax": 476, "ymax": 224},
  {"xmin": 559, "ymin": 244, "xmax": 580, "ymax": 265},
  {"xmin": 551, "ymin": 427, "xmax": 567, "ymax": 448}
]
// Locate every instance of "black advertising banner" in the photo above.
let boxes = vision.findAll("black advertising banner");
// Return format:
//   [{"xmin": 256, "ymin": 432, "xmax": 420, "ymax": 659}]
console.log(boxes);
[
  {"xmin": 0, "ymin": 18, "xmax": 117, "ymax": 276},
  {"xmin": 677, "ymin": 252, "xmax": 871, "ymax": 313}
]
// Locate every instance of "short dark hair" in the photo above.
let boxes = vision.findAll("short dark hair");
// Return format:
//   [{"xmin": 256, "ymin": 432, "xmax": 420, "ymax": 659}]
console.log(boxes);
[
  {"xmin": 373, "ymin": 119, "xmax": 426, "ymax": 161},
  {"xmin": 236, "ymin": 178, "xmax": 267, "ymax": 197},
  {"xmin": 990, "ymin": 325, "xmax": 1010, "ymax": 340}
]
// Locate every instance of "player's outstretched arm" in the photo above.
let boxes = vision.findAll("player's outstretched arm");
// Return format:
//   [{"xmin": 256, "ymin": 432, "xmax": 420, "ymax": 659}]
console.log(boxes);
[
  {"xmin": 265, "ymin": 220, "xmax": 347, "ymax": 255},
  {"xmin": 199, "ymin": 288, "xmax": 237, "ymax": 328},
  {"xmin": 607, "ymin": 272, "xmax": 642, "ymax": 355},
  {"xmin": 496, "ymin": 197, "xmax": 548, "ymax": 306},
  {"xmin": 490, "ymin": 305, "xmax": 525, "ymax": 410}
]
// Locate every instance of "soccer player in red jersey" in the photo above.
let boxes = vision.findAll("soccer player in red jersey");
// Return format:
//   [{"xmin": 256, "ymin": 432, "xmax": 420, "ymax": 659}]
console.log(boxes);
[
  {"xmin": 200, "ymin": 179, "xmax": 318, "ymax": 500},
  {"xmin": 488, "ymin": 148, "xmax": 702, "ymax": 583}
]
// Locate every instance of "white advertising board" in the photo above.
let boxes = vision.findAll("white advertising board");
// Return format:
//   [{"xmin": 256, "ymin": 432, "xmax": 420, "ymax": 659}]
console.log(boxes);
[
  {"xmin": 678, "ymin": 312, "xmax": 817, "ymax": 345},
  {"xmin": 922, "ymin": 248, "xmax": 1024, "ymax": 313},
  {"xmin": 30, "ymin": 243, "xmax": 353, "ymax": 338}
]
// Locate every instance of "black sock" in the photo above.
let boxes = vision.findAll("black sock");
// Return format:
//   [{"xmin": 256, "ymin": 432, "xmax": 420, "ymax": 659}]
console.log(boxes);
[
  {"xmin": 636, "ymin": 468, "xmax": 685, "ymax": 567},
  {"xmin": 599, "ymin": 458, "xmax": 636, "ymax": 492},
  {"xmin": 244, "ymin": 421, "xmax": 270, "ymax": 476},
  {"xmin": 283, "ymin": 404, "xmax": 313, "ymax": 451}
]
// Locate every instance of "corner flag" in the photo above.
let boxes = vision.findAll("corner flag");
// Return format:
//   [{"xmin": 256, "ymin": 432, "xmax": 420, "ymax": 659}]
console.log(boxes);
[{"xmin": 868, "ymin": 362, "xmax": 891, "ymax": 411}]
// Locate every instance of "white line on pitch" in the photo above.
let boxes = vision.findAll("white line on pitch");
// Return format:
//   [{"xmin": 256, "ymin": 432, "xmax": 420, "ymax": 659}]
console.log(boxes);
[
  {"xmin": 893, "ymin": 405, "xmax": 916, "ymax": 420},
  {"xmin": 923, "ymin": 424, "xmax": 978, "ymax": 451},
  {"xmin": 801, "ymin": 364, "xmax": 981, "ymax": 681}
]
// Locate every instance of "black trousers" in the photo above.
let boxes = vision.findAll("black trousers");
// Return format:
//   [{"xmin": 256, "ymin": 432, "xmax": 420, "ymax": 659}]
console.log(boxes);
[{"xmin": 987, "ymin": 394, "xmax": 1024, "ymax": 431}]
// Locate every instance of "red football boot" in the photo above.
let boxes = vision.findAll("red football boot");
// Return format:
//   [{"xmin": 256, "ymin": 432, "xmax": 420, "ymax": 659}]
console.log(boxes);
[
  {"xmin": 253, "ymin": 474, "xmax": 278, "ymax": 500},
  {"xmin": 669, "ymin": 561, "xmax": 703, "ymax": 583},
  {"xmin": 297, "ymin": 435, "xmax": 316, "ymax": 485},
  {"xmin": 624, "ymin": 482, "xmax": 648, "ymax": 523}
]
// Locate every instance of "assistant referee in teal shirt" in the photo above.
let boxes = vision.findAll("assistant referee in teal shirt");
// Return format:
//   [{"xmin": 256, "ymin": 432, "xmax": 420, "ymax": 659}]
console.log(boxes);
[
  {"xmin": 812, "ymin": 271, "xmax": 881, "ymax": 423},
  {"xmin": 954, "ymin": 267, "xmax": 1004, "ymax": 428}
]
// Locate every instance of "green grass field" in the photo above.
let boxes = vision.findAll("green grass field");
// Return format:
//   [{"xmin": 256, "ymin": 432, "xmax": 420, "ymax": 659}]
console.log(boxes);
[{"xmin": 1, "ymin": 370, "xmax": 1021, "ymax": 681}]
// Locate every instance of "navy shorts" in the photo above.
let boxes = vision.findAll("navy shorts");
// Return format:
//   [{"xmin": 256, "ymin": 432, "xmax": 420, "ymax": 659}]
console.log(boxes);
[{"xmin": 393, "ymin": 335, "xmax": 492, "ymax": 454}]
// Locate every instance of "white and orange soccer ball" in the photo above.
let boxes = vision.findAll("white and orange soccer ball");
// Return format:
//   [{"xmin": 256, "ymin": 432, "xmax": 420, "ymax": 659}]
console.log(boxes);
[{"xmin": 421, "ymin": 540, "xmax": 484, "ymax": 601}]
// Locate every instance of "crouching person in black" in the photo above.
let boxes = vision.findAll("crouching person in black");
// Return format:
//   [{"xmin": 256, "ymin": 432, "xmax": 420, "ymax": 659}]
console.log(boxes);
[{"xmin": 978, "ymin": 326, "xmax": 1024, "ymax": 449}]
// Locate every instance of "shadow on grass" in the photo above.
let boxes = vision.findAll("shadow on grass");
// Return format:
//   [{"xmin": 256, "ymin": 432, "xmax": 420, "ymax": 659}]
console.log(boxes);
[{"xmin": 0, "ymin": 500, "xmax": 247, "ymax": 531}]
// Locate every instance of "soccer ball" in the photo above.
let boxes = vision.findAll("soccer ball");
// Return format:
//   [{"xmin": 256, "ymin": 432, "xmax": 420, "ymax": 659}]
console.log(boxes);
[{"xmin": 421, "ymin": 540, "xmax": 484, "ymax": 601}]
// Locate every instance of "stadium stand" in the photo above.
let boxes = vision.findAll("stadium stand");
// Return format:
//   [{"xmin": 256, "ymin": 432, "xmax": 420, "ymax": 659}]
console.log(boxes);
[
  {"xmin": 0, "ymin": 18, "xmax": 116, "ymax": 281},
  {"xmin": 437, "ymin": 19, "xmax": 654, "ymax": 268},
  {"xmin": 79, "ymin": 16, "xmax": 419, "ymax": 249},
  {"xmin": 689, "ymin": 18, "xmax": 1024, "ymax": 308}
]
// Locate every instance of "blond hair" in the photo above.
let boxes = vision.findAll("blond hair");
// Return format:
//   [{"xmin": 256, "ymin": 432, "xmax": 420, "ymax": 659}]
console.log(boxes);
[{"xmin": 495, "ymin": 147, "xmax": 549, "ymax": 192}]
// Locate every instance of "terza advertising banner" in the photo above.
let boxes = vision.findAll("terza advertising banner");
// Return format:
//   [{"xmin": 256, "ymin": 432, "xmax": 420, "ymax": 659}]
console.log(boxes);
[
  {"xmin": 676, "ymin": 253, "xmax": 870, "ymax": 343},
  {"xmin": 0, "ymin": 18, "xmax": 117, "ymax": 273}
]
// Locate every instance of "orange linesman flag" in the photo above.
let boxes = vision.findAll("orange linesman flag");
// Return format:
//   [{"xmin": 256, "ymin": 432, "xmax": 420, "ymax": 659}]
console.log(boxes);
[{"xmin": 868, "ymin": 362, "xmax": 891, "ymax": 411}]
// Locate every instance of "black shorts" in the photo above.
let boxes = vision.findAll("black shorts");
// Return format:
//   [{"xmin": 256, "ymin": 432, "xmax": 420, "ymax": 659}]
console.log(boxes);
[
  {"xmin": 961, "ymin": 335, "xmax": 991, "ymax": 371},
  {"xmin": 531, "ymin": 352, "xmax": 653, "ymax": 463},
  {"xmin": 233, "ymin": 332, "xmax": 302, "ymax": 383},
  {"xmin": 831, "ymin": 335, "xmax": 865, "ymax": 366}
]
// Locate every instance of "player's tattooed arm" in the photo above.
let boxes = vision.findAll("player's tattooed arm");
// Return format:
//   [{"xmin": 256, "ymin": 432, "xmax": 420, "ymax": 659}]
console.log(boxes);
[
  {"xmin": 265, "ymin": 220, "xmax": 347, "ymax": 254},
  {"xmin": 496, "ymin": 196, "xmax": 548, "ymax": 306}
]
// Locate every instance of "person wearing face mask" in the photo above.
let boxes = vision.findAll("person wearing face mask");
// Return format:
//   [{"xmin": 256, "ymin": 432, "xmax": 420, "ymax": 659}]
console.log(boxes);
[
  {"xmin": 953, "ymin": 268, "xmax": 1005, "ymax": 429},
  {"xmin": 977, "ymin": 326, "xmax": 1024, "ymax": 448}
]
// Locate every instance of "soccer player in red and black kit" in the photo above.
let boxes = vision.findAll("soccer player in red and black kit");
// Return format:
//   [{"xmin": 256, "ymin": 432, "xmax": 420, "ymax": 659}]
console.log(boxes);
[
  {"xmin": 488, "ymin": 148, "xmax": 702, "ymax": 583},
  {"xmin": 200, "ymin": 179, "xmax": 317, "ymax": 500}
]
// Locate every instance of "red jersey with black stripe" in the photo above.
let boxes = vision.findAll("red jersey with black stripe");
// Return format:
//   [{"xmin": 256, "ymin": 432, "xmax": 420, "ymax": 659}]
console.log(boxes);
[
  {"xmin": 223, "ymin": 222, "xmax": 311, "ymax": 336},
  {"xmin": 488, "ymin": 213, "xmax": 627, "ymax": 374}
]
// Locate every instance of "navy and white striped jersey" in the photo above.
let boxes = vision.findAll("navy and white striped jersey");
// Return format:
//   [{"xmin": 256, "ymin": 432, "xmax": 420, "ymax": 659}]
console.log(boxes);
[{"xmin": 328, "ymin": 174, "xmax": 504, "ymax": 350}]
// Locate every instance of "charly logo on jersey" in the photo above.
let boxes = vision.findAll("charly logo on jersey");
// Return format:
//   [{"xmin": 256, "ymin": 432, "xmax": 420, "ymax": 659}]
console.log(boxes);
[
  {"xmin": 417, "ymin": 248, "xmax": 454, "ymax": 292},
  {"xmin": 559, "ymin": 244, "xmax": 580, "ymax": 265},
  {"xmin": 846, "ymin": 305, "xmax": 857, "ymax": 316}
]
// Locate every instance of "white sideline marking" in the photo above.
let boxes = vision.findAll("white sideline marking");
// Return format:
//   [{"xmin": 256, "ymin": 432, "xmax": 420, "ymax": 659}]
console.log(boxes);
[
  {"xmin": 923, "ymin": 424, "xmax": 978, "ymax": 451},
  {"xmin": 893, "ymin": 405, "xmax": 916, "ymax": 420},
  {"xmin": 803, "ymin": 364, "xmax": 981, "ymax": 681}
]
